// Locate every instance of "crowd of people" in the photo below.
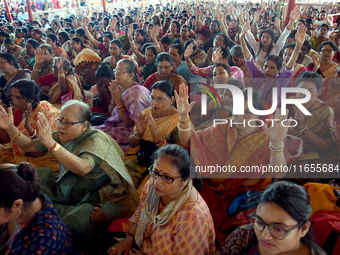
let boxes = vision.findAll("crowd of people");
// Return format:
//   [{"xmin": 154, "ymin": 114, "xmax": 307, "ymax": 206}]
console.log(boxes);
[{"xmin": 0, "ymin": 0, "xmax": 340, "ymax": 254}]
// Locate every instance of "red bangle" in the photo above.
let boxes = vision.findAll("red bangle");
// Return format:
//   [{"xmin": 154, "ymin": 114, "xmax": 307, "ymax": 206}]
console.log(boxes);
[{"xmin": 48, "ymin": 142, "xmax": 57, "ymax": 152}]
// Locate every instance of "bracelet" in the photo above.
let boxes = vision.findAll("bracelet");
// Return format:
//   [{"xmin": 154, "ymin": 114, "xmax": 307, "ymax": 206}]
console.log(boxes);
[
  {"xmin": 55, "ymin": 148, "xmax": 67, "ymax": 159},
  {"xmin": 299, "ymin": 124, "xmax": 308, "ymax": 133},
  {"xmin": 269, "ymin": 141, "xmax": 284, "ymax": 151},
  {"xmin": 33, "ymin": 67, "xmax": 40, "ymax": 72},
  {"xmin": 133, "ymin": 132, "xmax": 142, "ymax": 140},
  {"xmin": 48, "ymin": 142, "xmax": 57, "ymax": 152},
  {"xmin": 117, "ymin": 105, "xmax": 124, "ymax": 110},
  {"xmin": 179, "ymin": 118, "xmax": 190, "ymax": 124},
  {"xmin": 27, "ymin": 129, "xmax": 36, "ymax": 139},
  {"xmin": 10, "ymin": 131, "xmax": 21, "ymax": 141},
  {"xmin": 58, "ymin": 73, "xmax": 66, "ymax": 77},
  {"xmin": 125, "ymin": 232, "xmax": 134, "ymax": 239},
  {"xmin": 273, "ymin": 148, "xmax": 284, "ymax": 158},
  {"xmin": 177, "ymin": 123, "xmax": 191, "ymax": 132},
  {"xmin": 156, "ymin": 137, "xmax": 167, "ymax": 147},
  {"xmin": 24, "ymin": 64, "xmax": 29, "ymax": 68},
  {"xmin": 301, "ymin": 126, "xmax": 309, "ymax": 134}
]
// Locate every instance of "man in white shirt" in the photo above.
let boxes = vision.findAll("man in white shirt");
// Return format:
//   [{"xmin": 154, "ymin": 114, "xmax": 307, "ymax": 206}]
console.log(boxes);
[
  {"xmin": 31, "ymin": 5, "xmax": 40, "ymax": 21},
  {"xmin": 17, "ymin": 6, "xmax": 29, "ymax": 23}
]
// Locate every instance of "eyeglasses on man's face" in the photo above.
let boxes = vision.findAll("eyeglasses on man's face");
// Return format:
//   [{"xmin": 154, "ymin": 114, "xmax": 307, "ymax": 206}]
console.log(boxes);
[{"xmin": 148, "ymin": 165, "xmax": 181, "ymax": 184}]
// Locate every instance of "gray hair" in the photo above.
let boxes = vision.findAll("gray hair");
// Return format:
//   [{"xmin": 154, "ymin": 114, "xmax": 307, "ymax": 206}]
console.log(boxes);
[
  {"xmin": 38, "ymin": 44, "xmax": 53, "ymax": 54},
  {"xmin": 230, "ymin": 45, "xmax": 244, "ymax": 59},
  {"xmin": 60, "ymin": 100, "xmax": 92, "ymax": 128},
  {"xmin": 117, "ymin": 59, "xmax": 138, "ymax": 82},
  {"xmin": 53, "ymin": 57, "xmax": 72, "ymax": 73}
]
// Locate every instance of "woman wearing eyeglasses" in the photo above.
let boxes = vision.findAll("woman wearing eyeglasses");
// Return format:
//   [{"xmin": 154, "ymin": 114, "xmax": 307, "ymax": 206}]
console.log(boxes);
[
  {"xmin": 217, "ymin": 181, "xmax": 326, "ymax": 255},
  {"xmin": 125, "ymin": 80, "xmax": 182, "ymax": 188},
  {"xmin": 307, "ymin": 41, "xmax": 338, "ymax": 78},
  {"xmin": 0, "ymin": 100, "xmax": 139, "ymax": 249},
  {"xmin": 143, "ymin": 53, "xmax": 188, "ymax": 93},
  {"xmin": 93, "ymin": 60, "xmax": 151, "ymax": 152},
  {"xmin": 0, "ymin": 79, "xmax": 60, "ymax": 172},
  {"xmin": 108, "ymin": 144, "xmax": 216, "ymax": 255}
]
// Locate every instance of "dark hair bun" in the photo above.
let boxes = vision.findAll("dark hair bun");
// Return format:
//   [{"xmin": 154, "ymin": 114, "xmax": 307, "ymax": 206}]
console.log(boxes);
[{"xmin": 17, "ymin": 162, "xmax": 36, "ymax": 182}]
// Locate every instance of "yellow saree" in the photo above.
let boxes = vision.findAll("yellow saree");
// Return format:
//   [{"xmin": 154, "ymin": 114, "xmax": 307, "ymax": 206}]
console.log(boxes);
[
  {"xmin": 124, "ymin": 107, "xmax": 181, "ymax": 188},
  {"xmin": 0, "ymin": 101, "xmax": 60, "ymax": 172}
]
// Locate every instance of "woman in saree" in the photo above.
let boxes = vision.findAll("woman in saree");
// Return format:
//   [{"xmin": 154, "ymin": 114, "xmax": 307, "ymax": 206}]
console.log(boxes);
[
  {"xmin": 287, "ymin": 72, "xmax": 338, "ymax": 177},
  {"xmin": 93, "ymin": 59, "xmax": 151, "ymax": 152},
  {"xmin": 217, "ymin": 181, "xmax": 327, "ymax": 255},
  {"xmin": 72, "ymin": 37, "xmax": 102, "ymax": 89},
  {"xmin": 143, "ymin": 53, "xmax": 188, "ymax": 93},
  {"xmin": 58, "ymin": 31, "xmax": 73, "ymax": 60},
  {"xmin": 108, "ymin": 145, "xmax": 216, "ymax": 255},
  {"xmin": 0, "ymin": 53, "xmax": 31, "ymax": 107},
  {"xmin": 0, "ymin": 80, "xmax": 60, "ymax": 172},
  {"xmin": 32, "ymin": 51, "xmax": 85, "ymax": 108},
  {"xmin": 175, "ymin": 83, "xmax": 302, "ymax": 244},
  {"xmin": 307, "ymin": 41, "xmax": 338, "ymax": 78},
  {"xmin": 125, "ymin": 80, "xmax": 181, "ymax": 189},
  {"xmin": 3, "ymin": 38, "xmax": 24, "ymax": 60},
  {"xmin": 17, "ymin": 38, "xmax": 39, "ymax": 71},
  {"xmin": 310, "ymin": 24, "xmax": 330, "ymax": 52},
  {"xmin": 31, "ymin": 44, "xmax": 53, "ymax": 79},
  {"xmin": 0, "ymin": 100, "xmax": 139, "ymax": 250},
  {"xmin": 46, "ymin": 33, "xmax": 70, "ymax": 60},
  {"xmin": 318, "ymin": 65, "xmax": 340, "ymax": 148},
  {"xmin": 103, "ymin": 39, "xmax": 137, "ymax": 69}
]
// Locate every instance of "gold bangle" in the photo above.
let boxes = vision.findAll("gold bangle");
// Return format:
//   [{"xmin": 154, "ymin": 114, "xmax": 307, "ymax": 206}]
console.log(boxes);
[
  {"xmin": 51, "ymin": 143, "xmax": 62, "ymax": 153},
  {"xmin": 177, "ymin": 123, "xmax": 191, "ymax": 132},
  {"xmin": 133, "ymin": 132, "xmax": 142, "ymax": 140},
  {"xmin": 55, "ymin": 148, "xmax": 67, "ymax": 159},
  {"xmin": 179, "ymin": 118, "xmax": 190, "ymax": 124},
  {"xmin": 33, "ymin": 67, "xmax": 40, "ymax": 72},
  {"xmin": 156, "ymin": 138, "xmax": 164, "ymax": 146},
  {"xmin": 117, "ymin": 105, "xmax": 124, "ymax": 110},
  {"xmin": 10, "ymin": 131, "xmax": 21, "ymax": 141},
  {"xmin": 27, "ymin": 129, "xmax": 36, "ymax": 139},
  {"xmin": 58, "ymin": 74, "xmax": 66, "ymax": 77}
]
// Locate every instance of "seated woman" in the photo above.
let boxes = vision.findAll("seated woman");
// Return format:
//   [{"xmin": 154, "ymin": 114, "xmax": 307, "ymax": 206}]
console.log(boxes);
[
  {"xmin": 93, "ymin": 60, "xmax": 151, "ymax": 152},
  {"xmin": 185, "ymin": 44, "xmax": 244, "ymax": 82},
  {"xmin": 139, "ymin": 46, "xmax": 157, "ymax": 85},
  {"xmin": 310, "ymin": 24, "xmax": 330, "ymax": 52},
  {"xmin": 0, "ymin": 163, "xmax": 81, "ymax": 254},
  {"xmin": 175, "ymin": 83, "xmax": 302, "ymax": 244},
  {"xmin": 58, "ymin": 31, "xmax": 73, "ymax": 60},
  {"xmin": 184, "ymin": 39, "xmax": 206, "ymax": 67},
  {"xmin": 288, "ymin": 72, "xmax": 338, "ymax": 173},
  {"xmin": 0, "ymin": 53, "xmax": 31, "ymax": 107},
  {"xmin": 108, "ymin": 145, "xmax": 216, "ymax": 255},
  {"xmin": 281, "ymin": 43, "xmax": 308, "ymax": 82},
  {"xmin": 3, "ymin": 38, "xmax": 24, "ymax": 59},
  {"xmin": 217, "ymin": 181, "xmax": 326, "ymax": 255},
  {"xmin": 143, "ymin": 53, "xmax": 188, "ymax": 92},
  {"xmin": 32, "ymin": 51, "xmax": 85, "ymax": 108},
  {"xmin": 0, "ymin": 80, "xmax": 60, "ymax": 171},
  {"xmin": 0, "ymin": 100, "xmax": 139, "ymax": 248},
  {"xmin": 17, "ymin": 38, "xmax": 39, "ymax": 71},
  {"xmin": 307, "ymin": 41, "xmax": 338, "ymax": 78},
  {"xmin": 31, "ymin": 27, "xmax": 46, "ymax": 45},
  {"xmin": 103, "ymin": 39, "xmax": 137, "ymax": 69},
  {"xmin": 31, "ymin": 44, "xmax": 54, "ymax": 79},
  {"xmin": 46, "ymin": 33, "xmax": 70, "ymax": 59},
  {"xmin": 125, "ymin": 80, "xmax": 181, "ymax": 188},
  {"xmin": 240, "ymin": 23, "xmax": 305, "ymax": 107},
  {"xmin": 72, "ymin": 37, "xmax": 102, "ymax": 88},
  {"xmin": 75, "ymin": 28, "xmax": 94, "ymax": 49}
]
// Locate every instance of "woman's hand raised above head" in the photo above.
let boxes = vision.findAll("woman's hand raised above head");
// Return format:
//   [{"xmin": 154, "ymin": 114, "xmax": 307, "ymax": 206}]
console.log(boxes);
[
  {"xmin": 184, "ymin": 43, "xmax": 194, "ymax": 60},
  {"xmin": 174, "ymin": 83, "xmax": 195, "ymax": 117}
]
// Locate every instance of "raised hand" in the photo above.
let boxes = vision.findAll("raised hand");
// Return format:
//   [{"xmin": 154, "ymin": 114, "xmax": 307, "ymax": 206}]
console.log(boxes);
[
  {"xmin": 212, "ymin": 47, "xmax": 222, "ymax": 64},
  {"xmin": 148, "ymin": 114, "xmax": 161, "ymax": 143},
  {"xmin": 24, "ymin": 103, "xmax": 34, "ymax": 134},
  {"xmin": 35, "ymin": 48, "xmax": 45, "ymax": 66},
  {"xmin": 36, "ymin": 112, "xmax": 54, "ymax": 148},
  {"xmin": 135, "ymin": 112, "xmax": 148, "ymax": 137},
  {"xmin": 312, "ymin": 54, "xmax": 320, "ymax": 70},
  {"xmin": 174, "ymin": 83, "xmax": 195, "ymax": 116},
  {"xmin": 110, "ymin": 17, "xmax": 118, "ymax": 31},
  {"xmin": 0, "ymin": 105, "xmax": 14, "ymax": 130},
  {"xmin": 263, "ymin": 109, "xmax": 292, "ymax": 144},
  {"xmin": 150, "ymin": 25, "xmax": 159, "ymax": 40},
  {"xmin": 184, "ymin": 43, "xmax": 194, "ymax": 59},
  {"xmin": 240, "ymin": 22, "xmax": 250, "ymax": 38},
  {"xmin": 295, "ymin": 24, "xmax": 307, "ymax": 45},
  {"xmin": 274, "ymin": 17, "xmax": 280, "ymax": 30},
  {"xmin": 108, "ymin": 80, "xmax": 123, "ymax": 104},
  {"xmin": 290, "ymin": 6, "xmax": 302, "ymax": 22}
]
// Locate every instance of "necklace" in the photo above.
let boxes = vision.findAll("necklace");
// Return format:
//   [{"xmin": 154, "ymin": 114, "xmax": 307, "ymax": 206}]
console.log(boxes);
[{"xmin": 307, "ymin": 101, "xmax": 315, "ymax": 111}]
